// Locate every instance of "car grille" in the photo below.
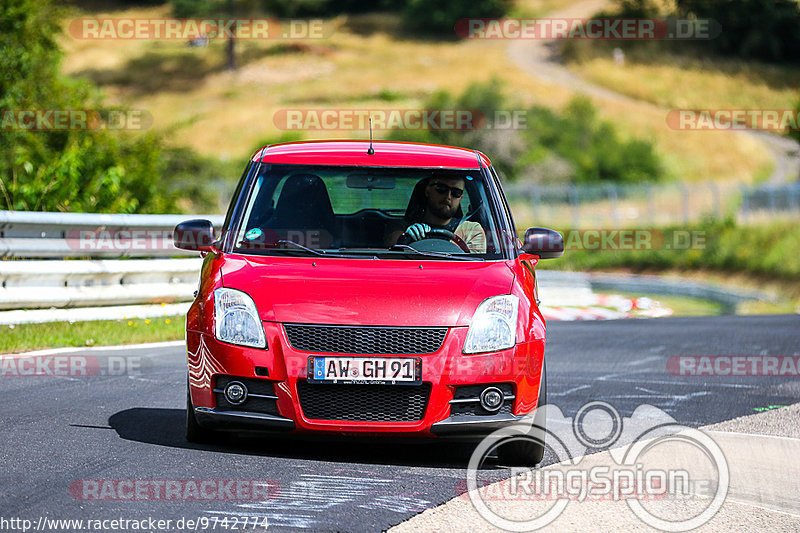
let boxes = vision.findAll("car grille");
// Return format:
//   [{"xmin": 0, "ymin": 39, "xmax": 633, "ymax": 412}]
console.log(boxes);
[
  {"xmin": 296, "ymin": 381, "xmax": 431, "ymax": 422},
  {"xmin": 284, "ymin": 324, "xmax": 447, "ymax": 355}
]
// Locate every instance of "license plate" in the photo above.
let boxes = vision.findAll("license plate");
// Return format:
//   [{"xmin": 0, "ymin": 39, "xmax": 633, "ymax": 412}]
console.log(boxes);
[{"xmin": 307, "ymin": 356, "xmax": 422, "ymax": 385}]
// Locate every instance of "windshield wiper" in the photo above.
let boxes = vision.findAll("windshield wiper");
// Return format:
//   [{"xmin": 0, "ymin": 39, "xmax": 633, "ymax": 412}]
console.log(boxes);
[
  {"xmin": 276, "ymin": 239, "xmax": 327, "ymax": 256},
  {"xmin": 276, "ymin": 240, "xmax": 375, "ymax": 259},
  {"xmin": 388, "ymin": 244, "xmax": 483, "ymax": 261}
]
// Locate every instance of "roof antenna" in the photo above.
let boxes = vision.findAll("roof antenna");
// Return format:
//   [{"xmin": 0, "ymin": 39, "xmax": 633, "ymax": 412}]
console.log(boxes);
[{"xmin": 367, "ymin": 116, "xmax": 375, "ymax": 155}]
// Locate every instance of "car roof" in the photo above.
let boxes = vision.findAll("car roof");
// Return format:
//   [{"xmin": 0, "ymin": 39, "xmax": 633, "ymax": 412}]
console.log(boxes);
[{"xmin": 252, "ymin": 140, "xmax": 492, "ymax": 169}]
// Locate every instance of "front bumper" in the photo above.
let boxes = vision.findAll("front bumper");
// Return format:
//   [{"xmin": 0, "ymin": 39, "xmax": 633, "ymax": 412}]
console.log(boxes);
[
  {"xmin": 194, "ymin": 407, "xmax": 295, "ymax": 432},
  {"xmin": 187, "ymin": 323, "xmax": 544, "ymax": 437},
  {"xmin": 195, "ymin": 407, "xmax": 531, "ymax": 437},
  {"xmin": 430, "ymin": 413, "xmax": 529, "ymax": 436}
]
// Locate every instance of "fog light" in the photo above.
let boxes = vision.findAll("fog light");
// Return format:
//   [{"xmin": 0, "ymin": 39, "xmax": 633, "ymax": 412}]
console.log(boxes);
[
  {"xmin": 480, "ymin": 386, "xmax": 504, "ymax": 413},
  {"xmin": 224, "ymin": 381, "xmax": 247, "ymax": 405}
]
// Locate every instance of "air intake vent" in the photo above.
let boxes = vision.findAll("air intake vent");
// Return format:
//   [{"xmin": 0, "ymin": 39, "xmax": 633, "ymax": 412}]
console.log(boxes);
[{"xmin": 296, "ymin": 381, "xmax": 431, "ymax": 422}]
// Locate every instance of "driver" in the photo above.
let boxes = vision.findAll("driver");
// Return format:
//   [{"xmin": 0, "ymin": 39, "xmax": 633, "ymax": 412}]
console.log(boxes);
[{"xmin": 389, "ymin": 177, "xmax": 486, "ymax": 253}]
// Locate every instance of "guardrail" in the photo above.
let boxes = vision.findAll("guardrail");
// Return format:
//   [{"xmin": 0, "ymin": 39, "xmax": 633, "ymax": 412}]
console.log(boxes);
[
  {"xmin": 0, "ymin": 210, "xmax": 223, "ymax": 311},
  {"xmin": 0, "ymin": 211, "xmax": 224, "ymax": 258},
  {"xmin": 0, "ymin": 210, "xmax": 778, "ymax": 315},
  {"xmin": 0, "ymin": 258, "xmax": 203, "ymax": 310}
]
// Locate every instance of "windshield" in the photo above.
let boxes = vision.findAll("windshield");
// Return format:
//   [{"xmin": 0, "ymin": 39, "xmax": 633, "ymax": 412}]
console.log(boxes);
[{"xmin": 231, "ymin": 164, "xmax": 512, "ymax": 260}]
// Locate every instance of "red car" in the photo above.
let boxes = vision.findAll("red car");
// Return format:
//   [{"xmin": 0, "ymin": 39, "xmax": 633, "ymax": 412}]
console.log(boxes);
[{"xmin": 175, "ymin": 140, "xmax": 563, "ymax": 464}]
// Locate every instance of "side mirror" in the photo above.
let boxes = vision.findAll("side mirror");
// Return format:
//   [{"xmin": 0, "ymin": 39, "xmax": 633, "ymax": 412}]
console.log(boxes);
[
  {"xmin": 174, "ymin": 219, "xmax": 215, "ymax": 252},
  {"xmin": 522, "ymin": 227, "xmax": 564, "ymax": 259}
]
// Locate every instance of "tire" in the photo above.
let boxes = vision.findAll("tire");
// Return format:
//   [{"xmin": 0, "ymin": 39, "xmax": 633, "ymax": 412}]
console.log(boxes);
[
  {"xmin": 497, "ymin": 359, "xmax": 547, "ymax": 466},
  {"xmin": 185, "ymin": 385, "xmax": 219, "ymax": 444}
]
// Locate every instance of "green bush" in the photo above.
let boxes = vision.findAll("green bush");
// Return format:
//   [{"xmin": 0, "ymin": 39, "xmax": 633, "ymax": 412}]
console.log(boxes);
[
  {"xmin": 175, "ymin": 0, "xmax": 398, "ymax": 18},
  {"xmin": 540, "ymin": 219, "xmax": 800, "ymax": 280},
  {"xmin": 587, "ymin": 0, "xmax": 800, "ymax": 64},
  {"xmin": 388, "ymin": 81, "xmax": 664, "ymax": 184},
  {"xmin": 525, "ymin": 97, "xmax": 663, "ymax": 184},
  {"xmin": 790, "ymin": 92, "xmax": 800, "ymax": 145},
  {"xmin": 675, "ymin": 0, "xmax": 800, "ymax": 63}
]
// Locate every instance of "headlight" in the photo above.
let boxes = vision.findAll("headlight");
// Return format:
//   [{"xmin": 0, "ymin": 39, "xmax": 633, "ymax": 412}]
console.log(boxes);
[
  {"xmin": 214, "ymin": 288, "xmax": 266, "ymax": 348},
  {"xmin": 463, "ymin": 295, "xmax": 519, "ymax": 354}
]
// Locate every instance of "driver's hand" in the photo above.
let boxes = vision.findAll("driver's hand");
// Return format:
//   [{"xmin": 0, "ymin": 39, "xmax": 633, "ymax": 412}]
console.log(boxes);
[{"xmin": 403, "ymin": 223, "xmax": 431, "ymax": 242}]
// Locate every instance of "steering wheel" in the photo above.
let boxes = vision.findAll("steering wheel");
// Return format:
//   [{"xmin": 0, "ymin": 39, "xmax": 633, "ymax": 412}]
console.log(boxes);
[{"xmin": 425, "ymin": 228, "xmax": 471, "ymax": 253}]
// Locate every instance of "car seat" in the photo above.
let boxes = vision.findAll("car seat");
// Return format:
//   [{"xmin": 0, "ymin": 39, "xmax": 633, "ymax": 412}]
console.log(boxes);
[{"xmin": 270, "ymin": 173, "xmax": 338, "ymax": 247}]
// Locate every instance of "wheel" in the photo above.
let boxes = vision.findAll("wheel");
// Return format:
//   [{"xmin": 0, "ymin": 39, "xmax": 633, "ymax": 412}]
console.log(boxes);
[
  {"xmin": 397, "ymin": 228, "xmax": 471, "ymax": 253},
  {"xmin": 186, "ymin": 385, "xmax": 220, "ymax": 444},
  {"xmin": 425, "ymin": 228, "xmax": 471, "ymax": 253},
  {"xmin": 497, "ymin": 360, "xmax": 547, "ymax": 466}
]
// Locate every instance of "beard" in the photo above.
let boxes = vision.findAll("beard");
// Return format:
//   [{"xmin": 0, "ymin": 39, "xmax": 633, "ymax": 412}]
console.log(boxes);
[{"xmin": 429, "ymin": 200, "xmax": 459, "ymax": 221}]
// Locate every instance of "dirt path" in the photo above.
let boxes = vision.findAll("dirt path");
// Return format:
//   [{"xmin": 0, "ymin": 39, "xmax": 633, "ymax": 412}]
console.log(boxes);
[{"xmin": 506, "ymin": 0, "xmax": 800, "ymax": 184}]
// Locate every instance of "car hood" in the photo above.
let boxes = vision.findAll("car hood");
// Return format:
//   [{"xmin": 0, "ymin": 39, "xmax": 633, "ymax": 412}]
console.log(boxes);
[{"xmin": 221, "ymin": 255, "xmax": 515, "ymax": 327}]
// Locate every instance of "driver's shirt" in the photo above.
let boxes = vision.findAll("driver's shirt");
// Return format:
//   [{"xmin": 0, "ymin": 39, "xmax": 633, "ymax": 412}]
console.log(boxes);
[{"xmin": 453, "ymin": 220, "xmax": 486, "ymax": 253}]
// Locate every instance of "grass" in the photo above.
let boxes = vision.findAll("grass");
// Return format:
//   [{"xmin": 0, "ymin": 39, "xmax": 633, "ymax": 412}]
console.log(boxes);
[
  {"xmin": 57, "ymin": 3, "xmax": 774, "ymax": 185},
  {"xmin": 564, "ymin": 45, "xmax": 800, "ymax": 113},
  {"xmin": 531, "ymin": 220, "xmax": 800, "ymax": 280},
  {"xmin": 510, "ymin": 0, "xmax": 585, "ymax": 17},
  {"xmin": 614, "ymin": 292, "xmax": 725, "ymax": 316},
  {"xmin": 0, "ymin": 316, "xmax": 184, "ymax": 355},
  {"xmin": 529, "ymin": 219, "xmax": 800, "ymax": 311}
]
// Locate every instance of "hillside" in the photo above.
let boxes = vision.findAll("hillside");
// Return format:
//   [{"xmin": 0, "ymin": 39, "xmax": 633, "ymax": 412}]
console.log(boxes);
[{"xmin": 58, "ymin": 1, "xmax": 779, "ymax": 186}]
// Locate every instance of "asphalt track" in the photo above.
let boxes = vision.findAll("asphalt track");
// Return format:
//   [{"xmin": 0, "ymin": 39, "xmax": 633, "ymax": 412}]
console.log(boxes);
[{"xmin": 1, "ymin": 315, "xmax": 798, "ymax": 532}]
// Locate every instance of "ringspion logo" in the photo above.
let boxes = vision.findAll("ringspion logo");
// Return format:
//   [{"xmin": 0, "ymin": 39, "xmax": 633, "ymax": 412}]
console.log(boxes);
[{"xmin": 466, "ymin": 402, "xmax": 728, "ymax": 531}]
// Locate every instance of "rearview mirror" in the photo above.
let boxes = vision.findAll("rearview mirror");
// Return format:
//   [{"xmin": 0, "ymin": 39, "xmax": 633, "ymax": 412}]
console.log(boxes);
[
  {"xmin": 522, "ymin": 227, "xmax": 564, "ymax": 259},
  {"xmin": 174, "ymin": 219, "xmax": 215, "ymax": 252},
  {"xmin": 346, "ymin": 173, "xmax": 396, "ymax": 190}
]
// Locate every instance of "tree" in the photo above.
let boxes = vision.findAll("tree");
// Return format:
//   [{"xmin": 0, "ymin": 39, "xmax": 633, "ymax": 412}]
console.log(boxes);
[
  {"xmin": 403, "ymin": 0, "xmax": 511, "ymax": 36},
  {"xmin": 675, "ymin": 0, "xmax": 800, "ymax": 62},
  {"xmin": 0, "ymin": 0, "xmax": 180, "ymax": 212},
  {"xmin": 790, "ymin": 92, "xmax": 800, "ymax": 146},
  {"xmin": 172, "ymin": 0, "xmax": 262, "ymax": 70}
]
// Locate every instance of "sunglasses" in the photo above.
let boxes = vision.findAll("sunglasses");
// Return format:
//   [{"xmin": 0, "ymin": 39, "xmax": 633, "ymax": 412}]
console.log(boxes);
[{"xmin": 429, "ymin": 182, "xmax": 464, "ymax": 198}]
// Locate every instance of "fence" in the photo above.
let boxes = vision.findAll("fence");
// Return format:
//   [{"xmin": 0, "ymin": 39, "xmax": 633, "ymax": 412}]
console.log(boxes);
[{"xmin": 505, "ymin": 181, "xmax": 800, "ymax": 229}]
